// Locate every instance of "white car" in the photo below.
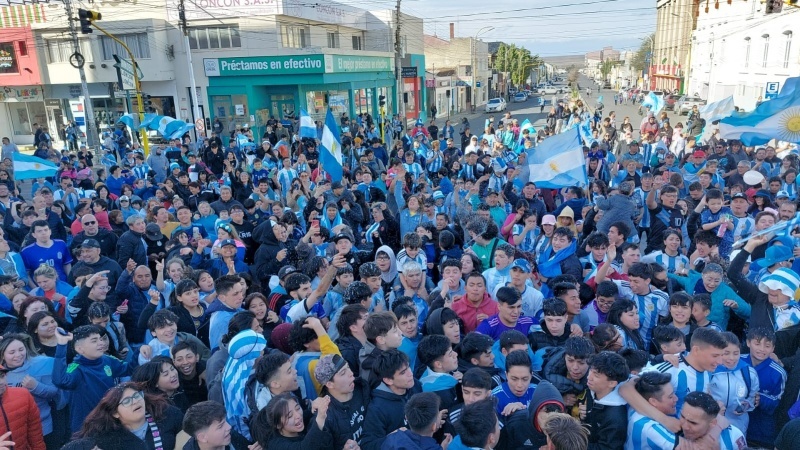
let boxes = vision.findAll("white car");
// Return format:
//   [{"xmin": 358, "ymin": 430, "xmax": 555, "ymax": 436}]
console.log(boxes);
[
  {"xmin": 676, "ymin": 96, "xmax": 706, "ymax": 115},
  {"xmin": 513, "ymin": 93, "xmax": 528, "ymax": 103},
  {"xmin": 485, "ymin": 98, "xmax": 507, "ymax": 113},
  {"xmin": 540, "ymin": 86, "xmax": 560, "ymax": 95}
]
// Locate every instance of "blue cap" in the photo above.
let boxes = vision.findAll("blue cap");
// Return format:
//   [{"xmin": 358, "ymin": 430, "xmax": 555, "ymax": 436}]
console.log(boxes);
[
  {"xmin": 219, "ymin": 239, "xmax": 237, "ymax": 248},
  {"xmin": 510, "ymin": 259, "xmax": 531, "ymax": 273}
]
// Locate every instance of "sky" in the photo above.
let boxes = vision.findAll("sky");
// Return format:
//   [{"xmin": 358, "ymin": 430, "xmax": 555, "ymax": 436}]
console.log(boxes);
[{"xmin": 398, "ymin": 0, "xmax": 656, "ymax": 56}]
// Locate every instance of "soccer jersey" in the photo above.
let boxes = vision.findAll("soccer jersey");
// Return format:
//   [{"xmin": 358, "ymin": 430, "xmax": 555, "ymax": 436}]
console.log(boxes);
[
  {"xmin": 641, "ymin": 251, "xmax": 689, "ymax": 274},
  {"xmin": 614, "ymin": 280, "xmax": 669, "ymax": 349},
  {"xmin": 626, "ymin": 410, "xmax": 676, "ymax": 450},
  {"xmin": 512, "ymin": 224, "xmax": 539, "ymax": 253},
  {"xmin": 491, "ymin": 382, "xmax": 536, "ymax": 416},
  {"xmin": 475, "ymin": 314, "xmax": 535, "ymax": 340},
  {"xmin": 21, "ymin": 240, "xmax": 73, "ymax": 282},
  {"xmin": 494, "ymin": 283, "xmax": 544, "ymax": 320},
  {"xmin": 642, "ymin": 354, "xmax": 710, "ymax": 415}
]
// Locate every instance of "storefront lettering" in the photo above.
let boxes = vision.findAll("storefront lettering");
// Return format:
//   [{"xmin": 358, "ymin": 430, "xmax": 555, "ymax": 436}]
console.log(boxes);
[
  {"xmin": 219, "ymin": 57, "xmax": 322, "ymax": 73},
  {"xmin": 335, "ymin": 57, "xmax": 391, "ymax": 72}
]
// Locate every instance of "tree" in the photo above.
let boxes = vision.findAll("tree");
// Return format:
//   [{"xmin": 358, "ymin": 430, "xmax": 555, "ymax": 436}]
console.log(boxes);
[
  {"xmin": 493, "ymin": 43, "xmax": 542, "ymax": 88},
  {"xmin": 599, "ymin": 59, "xmax": 617, "ymax": 81},
  {"xmin": 631, "ymin": 33, "xmax": 654, "ymax": 74}
]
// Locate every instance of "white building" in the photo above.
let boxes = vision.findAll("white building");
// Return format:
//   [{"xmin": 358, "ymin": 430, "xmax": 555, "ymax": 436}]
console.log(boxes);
[
  {"xmin": 0, "ymin": 0, "xmax": 425, "ymax": 146},
  {"xmin": 687, "ymin": 0, "xmax": 800, "ymax": 111},
  {"xmin": 424, "ymin": 30, "xmax": 491, "ymax": 110}
]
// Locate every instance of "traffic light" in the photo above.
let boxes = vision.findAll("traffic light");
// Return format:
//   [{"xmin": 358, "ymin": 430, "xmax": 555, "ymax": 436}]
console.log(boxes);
[
  {"xmin": 379, "ymin": 95, "xmax": 386, "ymax": 107},
  {"xmin": 766, "ymin": 0, "xmax": 783, "ymax": 14},
  {"xmin": 78, "ymin": 9, "xmax": 101, "ymax": 34},
  {"xmin": 143, "ymin": 94, "xmax": 154, "ymax": 113}
]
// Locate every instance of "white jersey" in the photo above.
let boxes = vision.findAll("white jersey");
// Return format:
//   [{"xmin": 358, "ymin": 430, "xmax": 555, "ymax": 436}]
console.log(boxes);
[
  {"xmin": 626, "ymin": 410, "xmax": 676, "ymax": 450},
  {"xmin": 641, "ymin": 354, "xmax": 711, "ymax": 416}
]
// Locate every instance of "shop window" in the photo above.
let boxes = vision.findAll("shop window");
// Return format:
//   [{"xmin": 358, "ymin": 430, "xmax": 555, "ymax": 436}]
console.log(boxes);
[
  {"xmin": 352, "ymin": 35, "xmax": 363, "ymax": 51},
  {"xmin": 327, "ymin": 32, "xmax": 339, "ymax": 49},
  {"xmin": 189, "ymin": 25, "xmax": 242, "ymax": 50},
  {"xmin": 8, "ymin": 101, "xmax": 46, "ymax": 136},
  {"xmin": 281, "ymin": 25, "xmax": 308, "ymax": 49},
  {"xmin": 101, "ymin": 33, "xmax": 150, "ymax": 60}
]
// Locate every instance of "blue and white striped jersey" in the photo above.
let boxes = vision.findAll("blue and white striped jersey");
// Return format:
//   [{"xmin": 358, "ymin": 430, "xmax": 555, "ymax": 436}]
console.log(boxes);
[
  {"xmin": 625, "ymin": 410, "xmax": 676, "ymax": 450},
  {"xmin": 614, "ymin": 280, "xmax": 669, "ymax": 349},
  {"xmin": 641, "ymin": 354, "xmax": 711, "ymax": 416}
]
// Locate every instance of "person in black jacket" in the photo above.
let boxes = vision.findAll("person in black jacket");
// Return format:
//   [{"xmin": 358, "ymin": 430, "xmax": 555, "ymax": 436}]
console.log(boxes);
[
  {"xmin": 70, "ymin": 216, "xmax": 119, "ymax": 260},
  {"xmin": 529, "ymin": 298, "xmax": 572, "ymax": 353},
  {"xmin": 334, "ymin": 304, "xmax": 369, "ymax": 375},
  {"xmin": 74, "ymin": 381, "xmax": 184, "ymax": 450},
  {"xmin": 116, "ymin": 216, "xmax": 148, "ymax": 268},
  {"xmin": 369, "ymin": 203, "xmax": 401, "ymax": 251},
  {"xmin": 579, "ymin": 351, "xmax": 629, "ymax": 450},
  {"xmin": 497, "ymin": 381, "xmax": 566, "ymax": 450},
  {"xmin": 361, "ymin": 350, "xmax": 422, "ymax": 450},
  {"xmin": 541, "ymin": 337, "xmax": 594, "ymax": 410},
  {"xmin": 728, "ymin": 234, "xmax": 800, "ymax": 360},
  {"xmin": 315, "ymin": 354, "xmax": 369, "ymax": 450},
  {"xmin": 203, "ymin": 142, "xmax": 226, "ymax": 176},
  {"xmin": 253, "ymin": 220, "xmax": 292, "ymax": 285},
  {"xmin": 250, "ymin": 392, "xmax": 333, "ymax": 450}
]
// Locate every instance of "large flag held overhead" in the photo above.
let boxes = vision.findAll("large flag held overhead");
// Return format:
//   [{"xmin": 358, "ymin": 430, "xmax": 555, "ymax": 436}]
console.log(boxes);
[
  {"xmin": 719, "ymin": 77, "xmax": 800, "ymax": 145},
  {"xmin": 299, "ymin": 109, "xmax": 317, "ymax": 139},
  {"xmin": 527, "ymin": 128, "xmax": 588, "ymax": 189},
  {"xmin": 641, "ymin": 91, "xmax": 665, "ymax": 113},
  {"xmin": 320, "ymin": 109, "xmax": 343, "ymax": 181},
  {"xmin": 13, "ymin": 153, "xmax": 58, "ymax": 180},
  {"xmin": 699, "ymin": 95, "xmax": 735, "ymax": 123}
]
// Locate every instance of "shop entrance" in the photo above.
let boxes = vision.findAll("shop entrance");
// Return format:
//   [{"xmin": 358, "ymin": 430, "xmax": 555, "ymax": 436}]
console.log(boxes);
[
  {"xmin": 45, "ymin": 100, "xmax": 66, "ymax": 147},
  {"xmin": 270, "ymin": 95, "xmax": 295, "ymax": 121}
]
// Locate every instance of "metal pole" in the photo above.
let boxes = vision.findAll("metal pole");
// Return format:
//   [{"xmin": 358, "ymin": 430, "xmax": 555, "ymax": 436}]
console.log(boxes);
[
  {"xmin": 179, "ymin": 0, "xmax": 203, "ymax": 143},
  {"xmin": 64, "ymin": 0, "xmax": 99, "ymax": 149},
  {"xmin": 394, "ymin": 0, "xmax": 405, "ymax": 122},
  {"xmin": 91, "ymin": 22, "xmax": 150, "ymax": 156}
]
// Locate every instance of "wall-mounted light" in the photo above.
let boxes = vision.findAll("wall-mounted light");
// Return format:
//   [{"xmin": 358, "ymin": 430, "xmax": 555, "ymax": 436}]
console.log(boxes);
[
  {"xmin": 101, "ymin": 63, "xmax": 107, "ymax": 68},
  {"xmin": 89, "ymin": 64, "xmax": 96, "ymax": 69}
]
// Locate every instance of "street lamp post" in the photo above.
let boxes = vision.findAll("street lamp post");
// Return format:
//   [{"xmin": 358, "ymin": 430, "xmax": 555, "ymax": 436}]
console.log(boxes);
[{"xmin": 472, "ymin": 26, "xmax": 494, "ymax": 112}]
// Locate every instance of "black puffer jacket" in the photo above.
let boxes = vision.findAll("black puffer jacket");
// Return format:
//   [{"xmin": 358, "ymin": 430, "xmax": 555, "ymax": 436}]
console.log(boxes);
[
  {"xmin": 528, "ymin": 320, "xmax": 570, "ymax": 353},
  {"xmin": 252, "ymin": 219, "xmax": 292, "ymax": 283},
  {"xmin": 497, "ymin": 381, "xmax": 565, "ymax": 450},
  {"xmin": 116, "ymin": 229, "xmax": 148, "ymax": 268},
  {"xmin": 541, "ymin": 346, "xmax": 587, "ymax": 396}
]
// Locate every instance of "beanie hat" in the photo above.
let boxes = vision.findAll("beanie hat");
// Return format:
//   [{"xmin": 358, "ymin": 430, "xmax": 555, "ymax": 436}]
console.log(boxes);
[
  {"xmin": 269, "ymin": 323, "xmax": 293, "ymax": 354},
  {"xmin": 314, "ymin": 354, "xmax": 347, "ymax": 386},
  {"xmin": 759, "ymin": 267, "xmax": 800, "ymax": 299}
]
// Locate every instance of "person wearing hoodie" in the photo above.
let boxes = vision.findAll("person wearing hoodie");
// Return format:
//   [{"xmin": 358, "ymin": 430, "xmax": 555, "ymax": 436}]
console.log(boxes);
[
  {"xmin": 253, "ymin": 220, "xmax": 293, "ymax": 285},
  {"xmin": 369, "ymin": 203, "xmax": 401, "ymax": 251},
  {"xmin": 382, "ymin": 392, "xmax": 446, "ymax": 450},
  {"xmin": 579, "ymin": 351, "xmax": 629, "ymax": 450},
  {"xmin": 0, "ymin": 362, "xmax": 46, "ymax": 450},
  {"xmin": 497, "ymin": 380, "xmax": 566, "ymax": 450},
  {"xmin": 361, "ymin": 350, "xmax": 422, "ymax": 450},
  {"xmin": 553, "ymin": 187, "xmax": 587, "ymax": 222},
  {"xmin": 593, "ymin": 181, "xmax": 637, "ymax": 236},
  {"xmin": 375, "ymin": 245, "xmax": 399, "ymax": 308},
  {"xmin": 540, "ymin": 337, "xmax": 594, "ymax": 411},
  {"xmin": 710, "ymin": 332, "xmax": 758, "ymax": 437}
]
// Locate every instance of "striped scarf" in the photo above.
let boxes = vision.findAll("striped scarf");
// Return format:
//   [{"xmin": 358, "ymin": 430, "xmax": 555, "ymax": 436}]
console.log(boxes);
[
  {"xmin": 222, "ymin": 330, "xmax": 267, "ymax": 439},
  {"xmin": 365, "ymin": 221, "xmax": 381, "ymax": 243}
]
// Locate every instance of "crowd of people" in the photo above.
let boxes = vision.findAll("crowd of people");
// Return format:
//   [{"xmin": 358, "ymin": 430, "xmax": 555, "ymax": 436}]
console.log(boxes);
[{"xmin": 0, "ymin": 95, "xmax": 799, "ymax": 450}]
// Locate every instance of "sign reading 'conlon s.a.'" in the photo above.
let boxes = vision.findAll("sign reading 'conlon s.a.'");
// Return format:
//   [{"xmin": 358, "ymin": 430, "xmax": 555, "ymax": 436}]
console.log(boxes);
[{"xmin": 204, "ymin": 54, "xmax": 393, "ymax": 77}]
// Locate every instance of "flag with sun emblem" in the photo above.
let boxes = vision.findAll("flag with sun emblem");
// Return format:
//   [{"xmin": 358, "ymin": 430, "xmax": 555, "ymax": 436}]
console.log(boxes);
[
  {"xmin": 526, "ymin": 128, "xmax": 587, "ymax": 189},
  {"xmin": 719, "ymin": 77, "xmax": 800, "ymax": 145},
  {"xmin": 320, "ymin": 109, "xmax": 343, "ymax": 180}
]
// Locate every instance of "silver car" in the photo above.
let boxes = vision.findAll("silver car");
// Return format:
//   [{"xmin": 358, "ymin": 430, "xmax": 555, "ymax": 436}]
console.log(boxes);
[
  {"xmin": 676, "ymin": 96, "xmax": 706, "ymax": 115},
  {"xmin": 485, "ymin": 98, "xmax": 507, "ymax": 113}
]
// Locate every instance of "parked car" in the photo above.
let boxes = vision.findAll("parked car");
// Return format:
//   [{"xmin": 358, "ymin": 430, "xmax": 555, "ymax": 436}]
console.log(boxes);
[
  {"xmin": 665, "ymin": 94, "xmax": 681, "ymax": 111},
  {"xmin": 513, "ymin": 92, "xmax": 528, "ymax": 103},
  {"xmin": 540, "ymin": 86, "xmax": 560, "ymax": 95},
  {"xmin": 603, "ymin": 81, "xmax": 612, "ymax": 89},
  {"xmin": 485, "ymin": 97, "xmax": 507, "ymax": 113},
  {"xmin": 676, "ymin": 96, "xmax": 706, "ymax": 115}
]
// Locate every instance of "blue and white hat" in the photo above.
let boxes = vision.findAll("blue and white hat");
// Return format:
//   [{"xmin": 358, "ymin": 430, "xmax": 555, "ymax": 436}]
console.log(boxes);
[
  {"xmin": 492, "ymin": 157, "xmax": 508, "ymax": 174},
  {"xmin": 432, "ymin": 191, "xmax": 445, "ymax": 201},
  {"xmin": 759, "ymin": 267, "xmax": 800, "ymax": 299}
]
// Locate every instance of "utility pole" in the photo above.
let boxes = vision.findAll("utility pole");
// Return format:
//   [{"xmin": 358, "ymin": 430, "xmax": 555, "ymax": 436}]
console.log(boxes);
[
  {"xmin": 394, "ymin": 0, "xmax": 405, "ymax": 123},
  {"xmin": 64, "ymin": 0, "xmax": 98, "ymax": 149},
  {"xmin": 179, "ymin": 0, "xmax": 203, "ymax": 143}
]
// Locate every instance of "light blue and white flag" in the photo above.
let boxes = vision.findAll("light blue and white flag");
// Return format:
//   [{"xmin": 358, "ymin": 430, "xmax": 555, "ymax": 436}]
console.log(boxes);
[
  {"xmin": 320, "ymin": 109, "xmax": 343, "ymax": 180},
  {"xmin": 117, "ymin": 113, "xmax": 157, "ymax": 130},
  {"xmin": 168, "ymin": 122, "xmax": 195, "ymax": 140},
  {"xmin": 719, "ymin": 77, "xmax": 800, "ymax": 145},
  {"xmin": 579, "ymin": 118, "xmax": 595, "ymax": 146},
  {"xmin": 699, "ymin": 95, "xmax": 735, "ymax": 123},
  {"xmin": 527, "ymin": 128, "xmax": 588, "ymax": 189},
  {"xmin": 13, "ymin": 153, "xmax": 58, "ymax": 180},
  {"xmin": 138, "ymin": 113, "xmax": 159, "ymax": 129},
  {"xmin": 299, "ymin": 109, "xmax": 317, "ymax": 139},
  {"xmin": 641, "ymin": 91, "xmax": 665, "ymax": 113},
  {"xmin": 518, "ymin": 119, "xmax": 535, "ymax": 147}
]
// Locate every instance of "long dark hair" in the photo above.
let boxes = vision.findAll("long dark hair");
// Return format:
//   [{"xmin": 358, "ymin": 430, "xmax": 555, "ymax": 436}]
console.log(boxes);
[
  {"xmin": 75, "ymin": 381, "xmax": 170, "ymax": 439},
  {"xmin": 169, "ymin": 279, "xmax": 199, "ymax": 307},
  {"xmin": 131, "ymin": 357, "xmax": 177, "ymax": 396},
  {"xmin": 220, "ymin": 311, "xmax": 257, "ymax": 345},
  {"xmin": 607, "ymin": 299, "xmax": 645, "ymax": 351},
  {"xmin": 250, "ymin": 393, "xmax": 301, "ymax": 447}
]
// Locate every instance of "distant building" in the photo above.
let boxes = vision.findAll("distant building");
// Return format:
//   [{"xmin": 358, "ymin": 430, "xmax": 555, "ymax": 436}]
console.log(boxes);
[{"xmin": 653, "ymin": 0, "xmax": 697, "ymax": 93}]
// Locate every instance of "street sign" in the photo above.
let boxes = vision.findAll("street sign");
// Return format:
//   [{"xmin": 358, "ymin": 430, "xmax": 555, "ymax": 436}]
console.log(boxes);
[
  {"xmin": 765, "ymin": 81, "xmax": 780, "ymax": 100},
  {"xmin": 112, "ymin": 55, "xmax": 144, "ymax": 91}
]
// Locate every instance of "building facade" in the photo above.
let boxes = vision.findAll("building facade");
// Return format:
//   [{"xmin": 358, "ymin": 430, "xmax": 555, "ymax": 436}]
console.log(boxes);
[
  {"xmin": 652, "ymin": 0, "xmax": 697, "ymax": 93},
  {"xmin": 687, "ymin": 0, "xmax": 799, "ymax": 111},
  {"xmin": 423, "ymin": 29, "xmax": 491, "ymax": 112},
  {"xmin": 0, "ymin": 0, "xmax": 424, "ymax": 146}
]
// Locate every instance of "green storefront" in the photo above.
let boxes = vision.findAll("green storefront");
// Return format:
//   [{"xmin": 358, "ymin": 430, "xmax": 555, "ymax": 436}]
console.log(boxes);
[{"xmin": 203, "ymin": 54, "xmax": 396, "ymax": 134}]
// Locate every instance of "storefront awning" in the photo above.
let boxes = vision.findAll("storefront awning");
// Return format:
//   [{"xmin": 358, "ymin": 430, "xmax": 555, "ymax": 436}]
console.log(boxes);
[{"xmin": 0, "ymin": 4, "xmax": 45, "ymax": 28}]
